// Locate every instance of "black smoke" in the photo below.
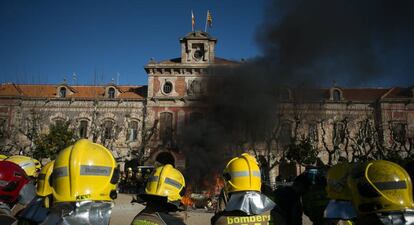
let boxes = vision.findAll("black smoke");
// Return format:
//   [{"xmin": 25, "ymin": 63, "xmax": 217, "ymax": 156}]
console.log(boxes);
[
  {"xmin": 179, "ymin": 0, "xmax": 414, "ymax": 188},
  {"xmin": 257, "ymin": 0, "xmax": 414, "ymax": 85}
]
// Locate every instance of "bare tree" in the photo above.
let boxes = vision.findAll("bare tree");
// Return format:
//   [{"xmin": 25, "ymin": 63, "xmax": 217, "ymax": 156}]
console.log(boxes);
[{"xmin": 131, "ymin": 119, "xmax": 159, "ymax": 165}]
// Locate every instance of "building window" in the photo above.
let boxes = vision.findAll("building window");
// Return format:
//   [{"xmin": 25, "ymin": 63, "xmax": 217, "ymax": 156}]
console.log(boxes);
[
  {"xmin": 0, "ymin": 118, "xmax": 6, "ymax": 139},
  {"xmin": 188, "ymin": 80, "xmax": 202, "ymax": 96},
  {"xmin": 333, "ymin": 90, "xmax": 341, "ymax": 101},
  {"xmin": 163, "ymin": 82, "xmax": 173, "ymax": 94},
  {"xmin": 79, "ymin": 120, "xmax": 88, "ymax": 138},
  {"xmin": 279, "ymin": 88, "xmax": 291, "ymax": 101},
  {"xmin": 309, "ymin": 123, "xmax": 318, "ymax": 142},
  {"xmin": 159, "ymin": 112, "xmax": 173, "ymax": 144},
  {"xmin": 54, "ymin": 118, "xmax": 65, "ymax": 126},
  {"xmin": 108, "ymin": 87, "xmax": 115, "ymax": 99},
  {"xmin": 59, "ymin": 87, "xmax": 67, "ymax": 98},
  {"xmin": 127, "ymin": 121, "xmax": 139, "ymax": 141},
  {"xmin": 333, "ymin": 122, "xmax": 346, "ymax": 145},
  {"xmin": 189, "ymin": 112, "xmax": 203, "ymax": 124},
  {"xmin": 392, "ymin": 122, "xmax": 407, "ymax": 143},
  {"xmin": 103, "ymin": 121, "xmax": 114, "ymax": 139},
  {"xmin": 279, "ymin": 122, "xmax": 292, "ymax": 146}
]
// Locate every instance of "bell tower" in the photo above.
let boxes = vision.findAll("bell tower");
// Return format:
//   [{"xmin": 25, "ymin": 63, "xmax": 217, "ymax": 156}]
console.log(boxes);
[{"xmin": 180, "ymin": 31, "xmax": 217, "ymax": 64}]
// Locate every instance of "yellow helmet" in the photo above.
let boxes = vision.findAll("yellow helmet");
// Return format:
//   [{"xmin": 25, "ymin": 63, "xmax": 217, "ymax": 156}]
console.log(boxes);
[
  {"xmin": 144, "ymin": 164, "xmax": 185, "ymax": 205},
  {"xmin": 348, "ymin": 160, "xmax": 414, "ymax": 214},
  {"xmin": 33, "ymin": 158, "xmax": 42, "ymax": 172},
  {"xmin": 223, "ymin": 153, "xmax": 261, "ymax": 193},
  {"xmin": 0, "ymin": 154, "xmax": 7, "ymax": 160},
  {"xmin": 326, "ymin": 162, "xmax": 352, "ymax": 201},
  {"xmin": 52, "ymin": 139, "xmax": 118, "ymax": 203},
  {"xmin": 6, "ymin": 155, "xmax": 38, "ymax": 177},
  {"xmin": 36, "ymin": 160, "xmax": 54, "ymax": 197}
]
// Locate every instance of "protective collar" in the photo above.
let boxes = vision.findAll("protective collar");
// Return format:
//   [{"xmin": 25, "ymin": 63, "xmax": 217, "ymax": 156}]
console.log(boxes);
[
  {"xmin": 225, "ymin": 191, "xmax": 275, "ymax": 215},
  {"xmin": 0, "ymin": 202, "xmax": 11, "ymax": 215},
  {"xmin": 42, "ymin": 201, "xmax": 113, "ymax": 225},
  {"xmin": 324, "ymin": 200, "xmax": 357, "ymax": 220},
  {"xmin": 18, "ymin": 181, "xmax": 36, "ymax": 205},
  {"xmin": 376, "ymin": 210, "xmax": 414, "ymax": 225}
]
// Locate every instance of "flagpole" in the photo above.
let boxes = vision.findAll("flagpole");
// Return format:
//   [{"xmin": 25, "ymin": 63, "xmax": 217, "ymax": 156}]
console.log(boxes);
[{"xmin": 204, "ymin": 10, "xmax": 208, "ymax": 32}]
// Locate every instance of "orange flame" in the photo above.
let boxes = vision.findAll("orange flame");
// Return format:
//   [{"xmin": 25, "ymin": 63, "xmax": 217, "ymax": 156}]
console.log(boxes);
[
  {"xmin": 180, "ymin": 173, "xmax": 224, "ymax": 209},
  {"xmin": 181, "ymin": 185, "xmax": 194, "ymax": 208}
]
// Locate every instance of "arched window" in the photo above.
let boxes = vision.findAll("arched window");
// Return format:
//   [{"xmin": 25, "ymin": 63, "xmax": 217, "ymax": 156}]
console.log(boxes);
[
  {"xmin": 279, "ymin": 122, "xmax": 292, "ymax": 146},
  {"xmin": 79, "ymin": 120, "xmax": 88, "ymax": 138},
  {"xmin": 108, "ymin": 87, "xmax": 115, "ymax": 99},
  {"xmin": 127, "ymin": 121, "xmax": 139, "ymax": 141},
  {"xmin": 308, "ymin": 123, "xmax": 318, "ymax": 142},
  {"xmin": 54, "ymin": 118, "xmax": 65, "ymax": 126},
  {"xmin": 159, "ymin": 112, "xmax": 173, "ymax": 144},
  {"xmin": 59, "ymin": 87, "xmax": 67, "ymax": 98},
  {"xmin": 188, "ymin": 80, "xmax": 202, "ymax": 96},
  {"xmin": 392, "ymin": 122, "xmax": 407, "ymax": 143},
  {"xmin": 333, "ymin": 90, "xmax": 341, "ymax": 101},
  {"xmin": 333, "ymin": 122, "xmax": 346, "ymax": 145},
  {"xmin": 163, "ymin": 82, "xmax": 173, "ymax": 94},
  {"xmin": 189, "ymin": 112, "xmax": 203, "ymax": 124},
  {"xmin": 0, "ymin": 118, "xmax": 7, "ymax": 139},
  {"xmin": 279, "ymin": 88, "xmax": 291, "ymax": 100},
  {"xmin": 103, "ymin": 121, "xmax": 114, "ymax": 139}
]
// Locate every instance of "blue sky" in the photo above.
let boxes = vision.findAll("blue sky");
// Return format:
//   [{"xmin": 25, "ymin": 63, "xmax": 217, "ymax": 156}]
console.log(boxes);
[
  {"xmin": 1, "ymin": 0, "xmax": 413, "ymax": 88},
  {"xmin": 0, "ymin": 0, "xmax": 265, "ymax": 85}
]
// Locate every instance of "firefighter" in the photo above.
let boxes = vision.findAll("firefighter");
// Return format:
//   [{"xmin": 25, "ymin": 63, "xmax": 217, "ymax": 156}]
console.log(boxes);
[
  {"xmin": 127, "ymin": 167, "xmax": 134, "ymax": 193},
  {"xmin": 0, "ymin": 161, "xmax": 36, "ymax": 225},
  {"xmin": 301, "ymin": 167, "xmax": 330, "ymax": 225},
  {"xmin": 130, "ymin": 164, "xmax": 187, "ymax": 225},
  {"xmin": 6, "ymin": 155, "xmax": 41, "ymax": 179},
  {"xmin": 211, "ymin": 153, "xmax": 286, "ymax": 225},
  {"xmin": 348, "ymin": 160, "xmax": 414, "ymax": 225},
  {"xmin": 119, "ymin": 170, "xmax": 127, "ymax": 193},
  {"xmin": 324, "ymin": 162, "xmax": 357, "ymax": 225},
  {"xmin": 273, "ymin": 172, "xmax": 311, "ymax": 225},
  {"xmin": 41, "ymin": 139, "xmax": 118, "ymax": 225},
  {"xmin": 17, "ymin": 160, "xmax": 54, "ymax": 224},
  {"xmin": 135, "ymin": 167, "xmax": 145, "ymax": 193}
]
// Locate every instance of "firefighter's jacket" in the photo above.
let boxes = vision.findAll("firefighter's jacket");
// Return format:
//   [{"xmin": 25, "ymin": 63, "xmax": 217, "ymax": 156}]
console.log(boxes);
[
  {"xmin": 211, "ymin": 209, "xmax": 286, "ymax": 225},
  {"xmin": 0, "ymin": 203, "xmax": 17, "ymax": 225},
  {"xmin": 16, "ymin": 197, "xmax": 49, "ymax": 225},
  {"xmin": 130, "ymin": 206, "xmax": 186, "ymax": 225},
  {"xmin": 302, "ymin": 183, "xmax": 329, "ymax": 225},
  {"xmin": 211, "ymin": 191, "xmax": 286, "ymax": 225}
]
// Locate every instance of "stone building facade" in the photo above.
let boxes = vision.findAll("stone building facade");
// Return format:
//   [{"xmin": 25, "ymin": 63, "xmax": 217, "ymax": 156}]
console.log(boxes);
[
  {"xmin": 143, "ymin": 32, "xmax": 237, "ymax": 169},
  {"xmin": 0, "ymin": 84, "xmax": 146, "ymax": 169},
  {"xmin": 1, "ymin": 31, "xmax": 414, "ymax": 178}
]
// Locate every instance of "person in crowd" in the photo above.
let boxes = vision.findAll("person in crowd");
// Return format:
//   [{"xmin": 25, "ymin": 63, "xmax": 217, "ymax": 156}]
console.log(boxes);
[
  {"xmin": 17, "ymin": 160, "xmax": 54, "ymax": 225},
  {"xmin": 348, "ymin": 160, "xmax": 414, "ymax": 225},
  {"xmin": 41, "ymin": 139, "xmax": 118, "ymax": 225},
  {"xmin": 301, "ymin": 167, "xmax": 329, "ymax": 225},
  {"xmin": 0, "ymin": 161, "xmax": 36, "ymax": 225},
  {"xmin": 273, "ymin": 173, "xmax": 310, "ymax": 225},
  {"xmin": 5, "ymin": 156, "xmax": 41, "ymax": 179},
  {"xmin": 130, "ymin": 164, "xmax": 187, "ymax": 225},
  {"xmin": 323, "ymin": 162, "xmax": 357, "ymax": 225},
  {"xmin": 211, "ymin": 153, "xmax": 285, "ymax": 225}
]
